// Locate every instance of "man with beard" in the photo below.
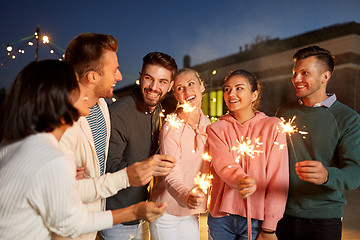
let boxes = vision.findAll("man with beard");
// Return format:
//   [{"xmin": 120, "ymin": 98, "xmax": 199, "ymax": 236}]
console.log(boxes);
[
  {"xmin": 102, "ymin": 52, "xmax": 178, "ymax": 240},
  {"xmin": 275, "ymin": 46, "xmax": 360, "ymax": 240}
]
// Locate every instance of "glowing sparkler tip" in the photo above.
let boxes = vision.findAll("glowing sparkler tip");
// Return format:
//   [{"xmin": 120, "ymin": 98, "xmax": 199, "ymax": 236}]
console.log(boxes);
[
  {"xmin": 202, "ymin": 152, "xmax": 212, "ymax": 162},
  {"xmin": 165, "ymin": 113, "xmax": 183, "ymax": 129},
  {"xmin": 193, "ymin": 172, "xmax": 213, "ymax": 194},
  {"xmin": 279, "ymin": 116, "xmax": 308, "ymax": 136},
  {"xmin": 178, "ymin": 101, "xmax": 196, "ymax": 113},
  {"xmin": 232, "ymin": 137, "xmax": 263, "ymax": 159}
]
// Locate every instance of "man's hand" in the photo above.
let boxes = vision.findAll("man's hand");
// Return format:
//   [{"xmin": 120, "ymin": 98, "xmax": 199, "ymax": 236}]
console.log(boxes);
[
  {"xmin": 126, "ymin": 154, "xmax": 176, "ymax": 186},
  {"xmin": 127, "ymin": 159, "xmax": 155, "ymax": 186},
  {"xmin": 151, "ymin": 154, "xmax": 176, "ymax": 177},
  {"xmin": 295, "ymin": 160, "xmax": 328, "ymax": 185},
  {"xmin": 237, "ymin": 175, "xmax": 256, "ymax": 199},
  {"xmin": 133, "ymin": 201, "xmax": 167, "ymax": 223},
  {"xmin": 187, "ymin": 188, "xmax": 205, "ymax": 209}
]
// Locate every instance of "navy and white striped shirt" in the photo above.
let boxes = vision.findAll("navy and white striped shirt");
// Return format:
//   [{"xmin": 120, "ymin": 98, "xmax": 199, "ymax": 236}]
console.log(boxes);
[{"xmin": 86, "ymin": 104, "xmax": 107, "ymax": 175}]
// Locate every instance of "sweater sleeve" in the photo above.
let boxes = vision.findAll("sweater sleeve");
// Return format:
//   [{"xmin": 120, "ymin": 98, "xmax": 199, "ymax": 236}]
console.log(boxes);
[
  {"xmin": 28, "ymin": 156, "xmax": 113, "ymax": 238},
  {"xmin": 325, "ymin": 113, "xmax": 360, "ymax": 191},
  {"xmin": 162, "ymin": 124, "xmax": 192, "ymax": 207},
  {"xmin": 261, "ymin": 123, "xmax": 289, "ymax": 230},
  {"xmin": 59, "ymin": 122, "xmax": 130, "ymax": 203},
  {"xmin": 207, "ymin": 125, "xmax": 246, "ymax": 189},
  {"xmin": 76, "ymin": 170, "xmax": 130, "ymax": 203}
]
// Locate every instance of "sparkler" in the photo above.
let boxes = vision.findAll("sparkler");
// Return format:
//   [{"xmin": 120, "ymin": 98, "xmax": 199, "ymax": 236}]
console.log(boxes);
[
  {"xmin": 278, "ymin": 116, "xmax": 308, "ymax": 162},
  {"xmin": 231, "ymin": 137, "xmax": 263, "ymax": 240},
  {"xmin": 202, "ymin": 152, "xmax": 212, "ymax": 162},
  {"xmin": 164, "ymin": 113, "xmax": 183, "ymax": 130},
  {"xmin": 193, "ymin": 172, "xmax": 213, "ymax": 194},
  {"xmin": 231, "ymin": 137, "xmax": 263, "ymax": 166},
  {"xmin": 156, "ymin": 102, "xmax": 197, "ymax": 154},
  {"xmin": 178, "ymin": 100, "xmax": 196, "ymax": 113}
]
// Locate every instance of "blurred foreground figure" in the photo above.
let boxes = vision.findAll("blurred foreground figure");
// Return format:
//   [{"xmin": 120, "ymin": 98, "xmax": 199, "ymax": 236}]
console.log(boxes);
[{"xmin": 0, "ymin": 60, "xmax": 166, "ymax": 240}]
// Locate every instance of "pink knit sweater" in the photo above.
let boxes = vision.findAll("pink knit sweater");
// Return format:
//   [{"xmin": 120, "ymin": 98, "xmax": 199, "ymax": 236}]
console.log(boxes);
[
  {"xmin": 151, "ymin": 112, "xmax": 211, "ymax": 216},
  {"xmin": 207, "ymin": 111, "xmax": 289, "ymax": 230}
]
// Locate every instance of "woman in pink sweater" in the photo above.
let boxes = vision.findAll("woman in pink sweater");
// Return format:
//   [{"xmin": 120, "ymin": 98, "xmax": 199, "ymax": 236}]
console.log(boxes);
[
  {"xmin": 207, "ymin": 69, "xmax": 289, "ymax": 240},
  {"xmin": 150, "ymin": 68, "xmax": 211, "ymax": 240}
]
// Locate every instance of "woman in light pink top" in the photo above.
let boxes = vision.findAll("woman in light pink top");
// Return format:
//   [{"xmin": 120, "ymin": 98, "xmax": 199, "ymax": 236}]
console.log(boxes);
[
  {"xmin": 150, "ymin": 68, "xmax": 211, "ymax": 240},
  {"xmin": 207, "ymin": 70, "xmax": 289, "ymax": 240}
]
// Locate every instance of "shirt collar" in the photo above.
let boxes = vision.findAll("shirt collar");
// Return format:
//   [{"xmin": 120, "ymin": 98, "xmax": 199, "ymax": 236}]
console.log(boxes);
[{"xmin": 298, "ymin": 93, "xmax": 336, "ymax": 108}]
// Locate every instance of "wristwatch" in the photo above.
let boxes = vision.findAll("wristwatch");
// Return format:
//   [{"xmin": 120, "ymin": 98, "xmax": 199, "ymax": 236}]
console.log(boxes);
[{"xmin": 262, "ymin": 229, "xmax": 276, "ymax": 234}]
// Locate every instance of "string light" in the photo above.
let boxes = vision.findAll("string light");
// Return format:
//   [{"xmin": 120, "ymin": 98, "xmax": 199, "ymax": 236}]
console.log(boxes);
[
  {"xmin": 42, "ymin": 36, "xmax": 49, "ymax": 44},
  {"xmin": 1, "ymin": 28, "xmax": 65, "ymax": 67}
]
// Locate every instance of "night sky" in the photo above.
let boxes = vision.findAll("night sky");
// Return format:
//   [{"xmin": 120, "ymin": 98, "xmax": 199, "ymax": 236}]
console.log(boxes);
[{"xmin": 1, "ymin": 0, "xmax": 359, "ymax": 92}]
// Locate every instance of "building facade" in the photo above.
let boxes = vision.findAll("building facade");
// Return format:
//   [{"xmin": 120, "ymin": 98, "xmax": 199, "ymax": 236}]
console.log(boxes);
[
  {"xmin": 113, "ymin": 22, "xmax": 360, "ymax": 118},
  {"xmin": 190, "ymin": 21, "xmax": 360, "ymax": 119}
]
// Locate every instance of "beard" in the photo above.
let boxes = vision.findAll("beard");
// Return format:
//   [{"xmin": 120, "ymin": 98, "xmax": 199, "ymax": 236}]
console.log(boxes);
[{"xmin": 141, "ymin": 87, "xmax": 167, "ymax": 108}]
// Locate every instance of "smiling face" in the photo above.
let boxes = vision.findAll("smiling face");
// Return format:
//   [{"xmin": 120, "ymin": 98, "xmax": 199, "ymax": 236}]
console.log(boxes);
[
  {"xmin": 94, "ymin": 50, "xmax": 122, "ymax": 99},
  {"xmin": 292, "ymin": 56, "xmax": 329, "ymax": 106},
  {"xmin": 139, "ymin": 64, "xmax": 173, "ymax": 110},
  {"xmin": 173, "ymin": 71, "xmax": 204, "ymax": 109},
  {"xmin": 223, "ymin": 75, "xmax": 258, "ymax": 113}
]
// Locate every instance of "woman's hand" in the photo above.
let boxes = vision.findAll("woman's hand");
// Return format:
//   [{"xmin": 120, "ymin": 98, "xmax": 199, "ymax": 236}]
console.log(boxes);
[
  {"xmin": 237, "ymin": 175, "xmax": 256, "ymax": 199},
  {"xmin": 187, "ymin": 187, "xmax": 205, "ymax": 209}
]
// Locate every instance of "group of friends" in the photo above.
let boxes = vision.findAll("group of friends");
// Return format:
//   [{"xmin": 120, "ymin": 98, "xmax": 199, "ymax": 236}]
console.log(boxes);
[{"xmin": 0, "ymin": 32, "xmax": 359, "ymax": 240}]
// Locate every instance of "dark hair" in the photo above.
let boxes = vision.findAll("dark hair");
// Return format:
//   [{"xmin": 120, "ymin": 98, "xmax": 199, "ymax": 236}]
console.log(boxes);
[
  {"xmin": 65, "ymin": 33, "xmax": 118, "ymax": 79},
  {"xmin": 224, "ymin": 69, "xmax": 261, "ymax": 109},
  {"xmin": 0, "ymin": 60, "xmax": 80, "ymax": 142},
  {"xmin": 141, "ymin": 52, "xmax": 178, "ymax": 78},
  {"xmin": 293, "ymin": 45, "xmax": 335, "ymax": 73}
]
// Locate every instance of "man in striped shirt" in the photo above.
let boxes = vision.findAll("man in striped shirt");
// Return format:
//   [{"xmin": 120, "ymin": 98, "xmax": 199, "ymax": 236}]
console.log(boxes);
[{"xmin": 57, "ymin": 33, "xmax": 175, "ymax": 240}]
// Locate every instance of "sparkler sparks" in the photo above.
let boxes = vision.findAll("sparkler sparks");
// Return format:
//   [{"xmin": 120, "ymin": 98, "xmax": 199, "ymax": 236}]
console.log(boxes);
[
  {"xmin": 231, "ymin": 137, "xmax": 262, "ymax": 240},
  {"xmin": 164, "ymin": 113, "xmax": 183, "ymax": 129},
  {"xmin": 202, "ymin": 152, "xmax": 212, "ymax": 162},
  {"xmin": 193, "ymin": 172, "xmax": 213, "ymax": 194},
  {"xmin": 274, "ymin": 141, "xmax": 286, "ymax": 150},
  {"xmin": 278, "ymin": 116, "xmax": 308, "ymax": 162},
  {"xmin": 279, "ymin": 116, "xmax": 308, "ymax": 137},
  {"xmin": 231, "ymin": 137, "xmax": 263, "ymax": 159},
  {"xmin": 178, "ymin": 101, "xmax": 196, "ymax": 113}
]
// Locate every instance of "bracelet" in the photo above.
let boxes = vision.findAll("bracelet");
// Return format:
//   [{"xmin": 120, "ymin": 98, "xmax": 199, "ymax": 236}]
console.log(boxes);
[{"xmin": 262, "ymin": 229, "xmax": 276, "ymax": 234}]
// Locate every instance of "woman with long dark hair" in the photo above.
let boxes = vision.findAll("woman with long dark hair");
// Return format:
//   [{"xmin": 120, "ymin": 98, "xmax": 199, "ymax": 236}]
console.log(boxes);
[{"xmin": 0, "ymin": 60, "xmax": 166, "ymax": 240}]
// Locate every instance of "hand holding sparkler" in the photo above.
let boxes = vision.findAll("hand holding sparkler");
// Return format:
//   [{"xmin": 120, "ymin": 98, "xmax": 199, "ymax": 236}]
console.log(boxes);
[
  {"xmin": 295, "ymin": 160, "xmax": 329, "ymax": 185},
  {"xmin": 188, "ymin": 188, "xmax": 205, "ymax": 209},
  {"xmin": 118, "ymin": 201, "xmax": 167, "ymax": 224},
  {"xmin": 190, "ymin": 172, "xmax": 213, "ymax": 209},
  {"xmin": 236, "ymin": 175, "xmax": 257, "ymax": 199},
  {"xmin": 127, "ymin": 159, "xmax": 156, "ymax": 186},
  {"xmin": 151, "ymin": 154, "xmax": 177, "ymax": 177}
]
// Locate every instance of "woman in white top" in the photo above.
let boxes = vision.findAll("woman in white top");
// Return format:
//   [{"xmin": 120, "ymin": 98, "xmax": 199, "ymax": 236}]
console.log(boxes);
[{"xmin": 0, "ymin": 60, "xmax": 166, "ymax": 240}]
